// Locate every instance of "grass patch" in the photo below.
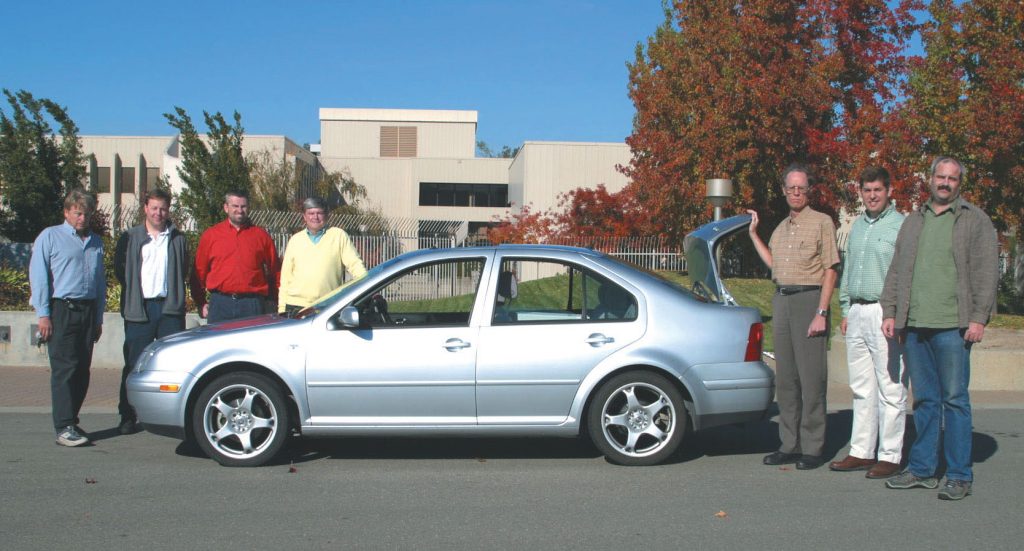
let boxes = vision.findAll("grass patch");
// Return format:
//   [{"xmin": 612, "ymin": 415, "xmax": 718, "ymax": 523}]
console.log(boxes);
[{"xmin": 658, "ymin": 272, "xmax": 1024, "ymax": 346}]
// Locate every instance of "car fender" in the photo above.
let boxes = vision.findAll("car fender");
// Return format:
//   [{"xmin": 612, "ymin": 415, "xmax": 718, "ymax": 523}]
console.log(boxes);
[
  {"xmin": 565, "ymin": 343, "xmax": 702, "ymax": 429},
  {"xmin": 179, "ymin": 342, "xmax": 310, "ymax": 424}
]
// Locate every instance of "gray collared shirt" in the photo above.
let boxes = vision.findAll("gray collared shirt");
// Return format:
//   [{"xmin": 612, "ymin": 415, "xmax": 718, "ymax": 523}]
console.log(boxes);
[{"xmin": 29, "ymin": 221, "xmax": 106, "ymax": 324}]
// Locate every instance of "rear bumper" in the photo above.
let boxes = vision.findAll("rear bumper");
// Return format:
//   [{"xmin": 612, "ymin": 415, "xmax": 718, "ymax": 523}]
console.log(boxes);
[{"xmin": 685, "ymin": 360, "xmax": 775, "ymax": 431}]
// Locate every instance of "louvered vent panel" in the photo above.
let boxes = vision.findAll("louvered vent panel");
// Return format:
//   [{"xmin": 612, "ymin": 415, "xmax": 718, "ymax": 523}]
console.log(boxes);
[
  {"xmin": 380, "ymin": 126, "xmax": 398, "ymax": 157},
  {"xmin": 398, "ymin": 126, "xmax": 417, "ymax": 157}
]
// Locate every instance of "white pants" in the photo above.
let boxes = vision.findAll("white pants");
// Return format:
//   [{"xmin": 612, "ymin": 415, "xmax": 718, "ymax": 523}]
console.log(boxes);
[{"xmin": 845, "ymin": 302, "xmax": 908, "ymax": 463}]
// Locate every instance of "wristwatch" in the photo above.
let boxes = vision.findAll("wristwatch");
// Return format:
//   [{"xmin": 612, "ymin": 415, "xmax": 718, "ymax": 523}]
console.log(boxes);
[{"xmin": 815, "ymin": 308, "xmax": 828, "ymax": 317}]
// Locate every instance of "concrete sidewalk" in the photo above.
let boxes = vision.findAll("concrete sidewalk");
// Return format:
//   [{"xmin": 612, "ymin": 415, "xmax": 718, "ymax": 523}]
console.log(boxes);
[{"xmin": 3, "ymin": 365, "xmax": 1023, "ymax": 414}]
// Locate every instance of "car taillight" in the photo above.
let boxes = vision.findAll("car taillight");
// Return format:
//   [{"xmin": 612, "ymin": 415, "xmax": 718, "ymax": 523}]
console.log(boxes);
[{"xmin": 744, "ymin": 322, "xmax": 763, "ymax": 362}]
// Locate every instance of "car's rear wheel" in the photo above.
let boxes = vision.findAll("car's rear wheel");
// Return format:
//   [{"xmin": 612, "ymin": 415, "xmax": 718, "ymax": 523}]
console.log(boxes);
[
  {"xmin": 587, "ymin": 371, "xmax": 686, "ymax": 466},
  {"xmin": 192, "ymin": 373, "xmax": 289, "ymax": 467}
]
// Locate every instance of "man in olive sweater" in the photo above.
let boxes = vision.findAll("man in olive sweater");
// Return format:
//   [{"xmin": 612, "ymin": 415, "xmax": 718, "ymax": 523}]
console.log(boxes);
[
  {"xmin": 278, "ymin": 197, "xmax": 367, "ymax": 315},
  {"xmin": 880, "ymin": 156, "xmax": 999, "ymax": 501}
]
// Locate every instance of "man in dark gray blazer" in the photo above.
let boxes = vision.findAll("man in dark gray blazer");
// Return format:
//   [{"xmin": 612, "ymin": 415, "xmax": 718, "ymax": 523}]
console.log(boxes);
[{"xmin": 114, "ymin": 188, "xmax": 190, "ymax": 434}]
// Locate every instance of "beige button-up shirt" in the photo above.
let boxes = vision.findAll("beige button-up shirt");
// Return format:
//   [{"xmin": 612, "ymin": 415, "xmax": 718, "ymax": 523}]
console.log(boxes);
[{"xmin": 768, "ymin": 207, "xmax": 840, "ymax": 286}]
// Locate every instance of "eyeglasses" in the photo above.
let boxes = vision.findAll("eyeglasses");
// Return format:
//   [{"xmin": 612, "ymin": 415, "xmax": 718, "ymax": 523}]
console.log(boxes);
[{"xmin": 784, "ymin": 186, "xmax": 809, "ymax": 195}]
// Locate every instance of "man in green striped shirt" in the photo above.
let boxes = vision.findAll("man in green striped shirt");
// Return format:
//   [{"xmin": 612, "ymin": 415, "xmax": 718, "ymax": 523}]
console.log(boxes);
[{"xmin": 830, "ymin": 167, "xmax": 907, "ymax": 479}]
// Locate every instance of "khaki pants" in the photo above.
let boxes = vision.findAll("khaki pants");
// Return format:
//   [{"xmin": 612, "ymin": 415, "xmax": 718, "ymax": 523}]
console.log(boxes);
[{"xmin": 772, "ymin": 289, "xmax": 828, "ymax": 456}]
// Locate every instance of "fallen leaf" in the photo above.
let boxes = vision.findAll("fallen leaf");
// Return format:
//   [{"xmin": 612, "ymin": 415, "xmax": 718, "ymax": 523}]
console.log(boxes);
[
  {"xmin": 714, "ymin": 510, "xmax": 728, "ymax": 519},
  {"xmin": 779, "ymin": 466, "xmax": 791, "ymax": 471},
  {"xmin": 85, "ymin": 478, "xmax": 97, "ymax": 484},
  {"xmin": 476, "ymin": 457, "xmax": 487, "ymax": 463},
  {"xmin": 288, "ymin": 464, "xmax": 298, "ymax": 473}
]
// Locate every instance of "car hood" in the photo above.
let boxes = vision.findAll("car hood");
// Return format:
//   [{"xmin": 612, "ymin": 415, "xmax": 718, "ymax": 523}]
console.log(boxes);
[
  {"xmin": 157, "ymin": 314, "xmax": 296, "ymax": 346},
  {"xmin": 683, "ymin": 213, "xmax": 751, "ymax": 305}
]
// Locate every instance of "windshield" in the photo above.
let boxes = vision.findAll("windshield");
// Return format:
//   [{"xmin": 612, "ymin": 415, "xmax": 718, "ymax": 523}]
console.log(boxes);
[{"xmin": 291, "ymin": 256, "xmax": 405, "ymax": 319}]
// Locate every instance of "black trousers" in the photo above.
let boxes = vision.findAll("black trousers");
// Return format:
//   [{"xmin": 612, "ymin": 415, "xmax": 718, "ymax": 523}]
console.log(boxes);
[{"xmin": 47, "ymin": 300, "xmax": 98, "ymax": 431}]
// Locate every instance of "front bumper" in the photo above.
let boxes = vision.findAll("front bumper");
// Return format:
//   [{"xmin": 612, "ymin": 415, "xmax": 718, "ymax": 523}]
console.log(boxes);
[{"xmin": 126, "ymin": 370, "xmax": 196, "ymax": 438}]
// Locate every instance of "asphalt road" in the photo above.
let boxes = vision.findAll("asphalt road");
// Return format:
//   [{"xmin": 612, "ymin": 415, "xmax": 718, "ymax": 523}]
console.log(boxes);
[{"xmin": 2, "ymin": 410, "xmax": 1023, "ymax": 550}]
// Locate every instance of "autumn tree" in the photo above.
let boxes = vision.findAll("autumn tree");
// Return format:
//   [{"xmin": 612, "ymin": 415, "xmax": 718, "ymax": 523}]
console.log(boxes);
[
  {"xmin": 807, "ymin": 0, "xmax": 922, "ymax": 211},
  {"xmin": 623, "ymin": 1, "xmax": 835, "ymax": 245},
  {"xmin": 164, "ymin": 107, "xmax": 251, "ymax": 230},
  {"xmin": 904, "ymin": 0, "xmax": 1024, "ymax": 236},
  {"xmin": 0, "ymin": 89, "xmax": 86, "ymax": 241},
  {"xmin": 486, "ymin": 204, "xmax": 559, "ymax": 244},
  {"xmin": 622, "ymin": 1, "xmax": 923, "ymax": 244},
  {"xmin": 487, "ymin": 185, "xmax": 645, "ymax": 244}
]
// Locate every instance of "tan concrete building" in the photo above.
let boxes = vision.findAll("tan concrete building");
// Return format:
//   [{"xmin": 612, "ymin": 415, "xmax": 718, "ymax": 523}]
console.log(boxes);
[
  {"xmin": 78, "ymin": 108, "xmax": 632, "ymax": 237},
  {"xmin": 81, "ymin": 134, "xmax": 318, "ymax": 213},
  {"xmin": 317, "ymin": 108, "xmax": 630, "ymax": 237}
]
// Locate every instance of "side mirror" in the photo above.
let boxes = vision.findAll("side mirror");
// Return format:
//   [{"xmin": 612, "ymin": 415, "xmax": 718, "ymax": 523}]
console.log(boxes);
[{"xmin": 337, "ymin": 306, "xmax": 361, "ymax": 328}]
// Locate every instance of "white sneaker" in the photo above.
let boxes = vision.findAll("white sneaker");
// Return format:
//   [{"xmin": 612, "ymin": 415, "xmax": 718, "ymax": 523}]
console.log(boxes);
[{"xmin": 56, "ymin": 426, "xmax": 90, "ymax": 447}]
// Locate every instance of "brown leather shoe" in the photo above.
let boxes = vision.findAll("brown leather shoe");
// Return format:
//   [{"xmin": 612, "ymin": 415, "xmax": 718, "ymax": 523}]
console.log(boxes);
[
  {"xmin": 866, "ymin": 461, "xmax": 901, "ymax": 479},
  {"xmin": 828, "ymin": 455, "xmax": 877, "ymax": 471}
]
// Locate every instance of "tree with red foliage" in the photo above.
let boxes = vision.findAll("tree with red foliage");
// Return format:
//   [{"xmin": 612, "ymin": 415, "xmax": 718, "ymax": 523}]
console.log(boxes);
[
  {"xmin": 623, "ymin": 1, "xmax": 837, "ymax": 245},
  {"xmin": 486, "ymin": 185, "xmax": 645, "ymax": 244},
  {"xmin": 806, "ymin": 0, "xmax": 922, "ymax": 212},
  {"xmin": 623, "ymin": 1, "xmax": 923, "ymax": 244},
  {"xmin": 904, "ymin": 0, "xmax": 1024, "ymax": 237},
  {"xmin": 486, "ymin": 203, "xmax": 558, "ymax": 244},
  {"xmin": 551, "ymin": 185, "xmax": 649, "ymax": 240}
]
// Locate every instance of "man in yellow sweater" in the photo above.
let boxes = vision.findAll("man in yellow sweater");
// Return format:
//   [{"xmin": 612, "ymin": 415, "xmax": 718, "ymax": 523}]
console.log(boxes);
[{"xmin": 278, "ymin": 197, "xmax": 367, "ymax": 315}]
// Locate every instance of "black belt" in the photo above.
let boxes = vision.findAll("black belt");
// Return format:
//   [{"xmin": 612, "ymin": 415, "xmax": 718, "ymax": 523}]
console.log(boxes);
[
  {"xmin": 851, "ymin": 298, "xmax": 878, "ymax": 305},
  {"xmin": 211, "ymin": 290, "xmax": 263, "ymax": 300},
  {"xmin": 144, "ymin": 296, "xmax": 166, "ymax": 301},
  {"xmin": 53, "ymin": 297, "xmax": 94, "ymax": 311},
  {"xmin": 776, "ymin": 285, "xmax": 821, "ymax": 296},
  {"xmin": 54, "ymin": 297, "xmax": 94, "ymax": 305}
]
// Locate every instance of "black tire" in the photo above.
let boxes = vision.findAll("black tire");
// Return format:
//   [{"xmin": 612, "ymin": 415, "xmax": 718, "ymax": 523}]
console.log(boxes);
[
  {"xmin": 192, "ymin": 372, "xmax": 289, "ymax": 467},
  {"xmin": 587, "ymin": 371, "xmax": 687, "ymax": 466}
]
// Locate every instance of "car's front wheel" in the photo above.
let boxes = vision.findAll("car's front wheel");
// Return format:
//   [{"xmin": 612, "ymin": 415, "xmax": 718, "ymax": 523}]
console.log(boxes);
[
  {"xmin": 192, "ymin": 373, "xmax": 289, "ymax": 467},
  {"xmin": 587, "ymin": 371, "xmax": 686, "ymax": 466}
]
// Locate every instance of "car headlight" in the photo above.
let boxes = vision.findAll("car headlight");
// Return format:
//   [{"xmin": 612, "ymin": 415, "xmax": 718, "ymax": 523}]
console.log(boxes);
[{"xmin": 134, "ymin": 345, "xmax": 158, "ymax": 373}]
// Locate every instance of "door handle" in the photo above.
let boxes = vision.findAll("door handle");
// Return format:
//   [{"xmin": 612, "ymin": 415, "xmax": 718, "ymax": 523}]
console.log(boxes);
[
  {"xmin": 584, "ymin": 333, "xmax": 614, "ymax": 346},
  {"xmin": 443, "ymin": 338, "xmax": 471, "ymax": 351}
]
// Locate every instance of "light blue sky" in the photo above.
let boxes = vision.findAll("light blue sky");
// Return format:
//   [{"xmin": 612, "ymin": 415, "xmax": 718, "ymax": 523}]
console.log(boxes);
[{"xmin": 1, "ymin": 1, "xmax": 666, "ymax": 151}]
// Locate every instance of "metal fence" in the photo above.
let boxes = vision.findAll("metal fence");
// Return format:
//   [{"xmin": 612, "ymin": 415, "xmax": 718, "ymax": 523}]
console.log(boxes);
[{"xmin": 94, "ymin": 205, "xmax": 688, "ymax": 272}]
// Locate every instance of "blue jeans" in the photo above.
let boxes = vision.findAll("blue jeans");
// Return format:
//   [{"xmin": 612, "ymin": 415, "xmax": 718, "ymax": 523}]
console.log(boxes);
[
  {"xmin": 120, "ymin": 298, "xmax": 185, "ymax": 418},
  {"xmin": 904, "ymin": 327, "xmax": 973, "ymax": 481},
  {"xmin": 208, "ymin": 293, "xmax": 266, "ymax": 323}
]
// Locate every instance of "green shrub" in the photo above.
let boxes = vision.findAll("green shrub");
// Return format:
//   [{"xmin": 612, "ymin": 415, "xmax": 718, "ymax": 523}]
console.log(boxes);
[
  {"xmin": 0, "ymin": 263, "xmax": 31, "ymax": 310},
  {"xmin": 998, "ymin": 269, "xmax": 1023, "ymax": 315}
]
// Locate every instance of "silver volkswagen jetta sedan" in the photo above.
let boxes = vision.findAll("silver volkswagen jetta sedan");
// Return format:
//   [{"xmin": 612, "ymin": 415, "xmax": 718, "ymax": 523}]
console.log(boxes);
[{"xmin": 128, "ymin": 215, "xmax": 773, "ymax": 467}]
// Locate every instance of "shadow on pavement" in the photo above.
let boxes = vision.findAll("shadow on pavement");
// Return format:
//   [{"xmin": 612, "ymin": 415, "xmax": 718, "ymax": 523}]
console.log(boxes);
[
  {"xmin": 168, "ymin": 410, "xmax": 1002, "ymax": 467},
  {"xmin": 285, "ymin": 436, "xmax": 601, "ymax": 464}
]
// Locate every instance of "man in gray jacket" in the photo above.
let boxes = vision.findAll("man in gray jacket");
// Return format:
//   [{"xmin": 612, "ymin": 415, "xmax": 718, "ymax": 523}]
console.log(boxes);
[
  {"xmin": 114, "ymin": 188, "xmax": 190, "ymax": 434},
  {"xmin": 880, "ymin": 156, "xmax": 999, "ymax": 501}
]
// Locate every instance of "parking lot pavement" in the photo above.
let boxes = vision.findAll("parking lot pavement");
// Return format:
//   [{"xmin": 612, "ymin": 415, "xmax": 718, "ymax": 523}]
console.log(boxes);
[{"xmin": 2, "ymin": 408, "xmax": 1023, "ymax": 550}]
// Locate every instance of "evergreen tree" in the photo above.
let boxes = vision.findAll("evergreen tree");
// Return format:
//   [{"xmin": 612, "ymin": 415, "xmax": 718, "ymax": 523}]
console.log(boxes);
[
  {"xmin": 164, "ymin": 107, "xmax": 251, "ymax": 230},
  {"xmin": 0, "ymin": 89, "xmax": 86, "ymax": 241}
]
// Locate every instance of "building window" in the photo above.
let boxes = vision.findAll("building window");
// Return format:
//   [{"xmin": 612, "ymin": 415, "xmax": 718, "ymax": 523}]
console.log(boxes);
[
  {"xmin": 380, "ymin": 126, "xmax": 417, "ymax": 157},
  {"xmin": 97, "ymin": 167, "xmax": 111, "ymax": 193},
  {"xmin": 120, "ymin": 167, "xmax": 136, "ymax": 194},
  {"xmin": 143, "ymin": 168, "xmax": 161, "ymax": 193},
  {"xmin": 419, "ymin": 183, "xmax": 509, "ymax": 207}
]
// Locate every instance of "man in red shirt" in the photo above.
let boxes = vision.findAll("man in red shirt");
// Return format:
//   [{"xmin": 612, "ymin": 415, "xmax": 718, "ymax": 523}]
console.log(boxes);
[{"xmin": 191, "ymin": 190, "xmax": 279, "ymax": 323}]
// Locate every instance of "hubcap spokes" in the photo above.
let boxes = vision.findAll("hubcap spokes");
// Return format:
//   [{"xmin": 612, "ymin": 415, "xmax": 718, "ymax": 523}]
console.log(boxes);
[
  {"xmin": 602, "ymin": 383, "xmax": 675, "ymax": 457},
  {"xmin": 204, "ymin": 385, "xmax": 278, "ymax": 458}
]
